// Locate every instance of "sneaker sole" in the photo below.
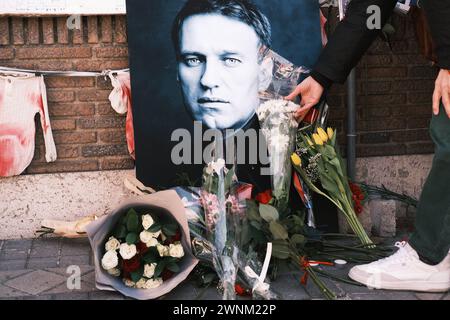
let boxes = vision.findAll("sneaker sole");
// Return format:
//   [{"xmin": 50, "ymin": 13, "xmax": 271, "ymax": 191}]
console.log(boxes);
[{"xmin": 349, "ymin": 269, "xmax": 450, "ymax": 293}]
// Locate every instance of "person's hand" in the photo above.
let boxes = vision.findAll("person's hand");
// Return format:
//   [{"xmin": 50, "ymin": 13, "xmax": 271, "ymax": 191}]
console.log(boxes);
[
  {"xmin": 433, "ymin": 69, "xmax": 450, "ymax": 118},
  {"xmin": 284, "ymin": 76, "xmax": 324, "ymax": 121}
]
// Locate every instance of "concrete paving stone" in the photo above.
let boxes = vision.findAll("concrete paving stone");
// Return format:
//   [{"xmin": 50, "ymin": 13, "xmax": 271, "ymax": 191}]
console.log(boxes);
[
  {"xmin": 59, "ymin": 255, "xmax": 90, "ymax": 268},
  {"xmin": 27, "ymin": 257, "xmax": 59, "ymax": 269},
  {"xmin": 0, "ymin": 284, "xmax": 30, "ymax": 298},
  {"xmin": 270, "ymin": 274, "xmax": 311, "ymax": 300},
  {"xmin": 415, "ymin": 292, "xmax": 446, "ymax": 300},
  {"xmin": 0, "ymin": 259, "xmax": 27, "ymax": 271},
  {"xmin": 303, "ymin": 275, "xmax": 346, "ymax": 300},
  {"xmin": 2, "ymin": 239, "xmax": 32, "ymax": 251},
  {"xmin": 0, "ymin": 249, "xmax": 30, "ymax": 260},
  {"xmin": 19, "ymin": 295, "xmax": 53, "ymax": 300},
  {"xmin": 443, "ymin": 293, "xmax": 450, "ymax": 300},
  {"xmin": 29, "ymin": 239, "xmax": 61, "ymax": 258},
  {"xmin": 89, "ymin": 290, "xmax": 125, "ymax": 300},
  {"xmin": 82, "ymin": 271, "xmax": 95, "ymax": 284},
  {"xmin": 162, "ymin": 280, "xmax": 203, "ymax": 300},
  {"xmin": 61, "ymin": 238, "xmax": 91, "ymax": 256},
  {"xmin": 46, "ymin": 265, "xmax": 94, "ymax": 277},
  {"xmin": 0, "ymin": 270, "xmax": 31, "ymax": 283},
  {"xmin": 4, "ymin": 270, "xmax": 66, "ymax": 295},
  {"xmin": 348, "ymin": 291, "xmax": 418, "ymax": 300},
  {"xmin": 52, "ymin": 292, "xmax": 89, "ymax": 300},
  {"xmin": 43, "ymin": 280, "xmax": 96, "ymax": 295}
]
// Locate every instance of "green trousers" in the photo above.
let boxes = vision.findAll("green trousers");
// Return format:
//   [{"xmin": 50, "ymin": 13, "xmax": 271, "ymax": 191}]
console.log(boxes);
[{"xmin": 409, "ymin": 103, "xmax": 450, "ymax": 264}]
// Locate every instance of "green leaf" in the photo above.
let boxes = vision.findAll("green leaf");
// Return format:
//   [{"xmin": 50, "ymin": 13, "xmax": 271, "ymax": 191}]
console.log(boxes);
[
  {"xmin": 162, "ymin": 224, "xmax": 178, "ymax": 237},
  {"xmin": 291, "ymin": 234, "xmax": 306, "ymax": 246},
  {"xmin": 246, "ymin": 200, "xmax": 262, "ymax": 222},
  {"xmin": 269, "ymin": 221, "xmax": 288, "ymax": 240},
  {"xmin": 126, "ymin": 232, "xmax": 138, "ymax": 245},
  {"xmin": 224, "ymin": 166, "xmax": 235, "ymax": 191},
  {"xmin": 143, "ymin": 249, "xmax": 159, "ymax": 264},
  {"xmin": 154, "ymin": 260, "xmax": 167, "ymax": 278},
  {"xmin": 167, "ymin": 263, "xmax": 180, "ymax": 273},
  {"xmin": 113, "ymin": 225, "xmax": 127, "ymax": 239},
  {"xmin": 126, "ymin": 210, "xmax": 139, "ymax": 233},
  {"xmin": 259, "ymin": 204, "xmax": 279, "ymax": 222},
  {"xmin": 250, "ymin": 220, "xmax": 262, "ymax": 230},
  {"xmin": 130, "ymin": 266, "xmax": 144, "ymax": 283},
  {"xmin": 148, "ymin": 223, "xmax": 162, "ymax": 233},
  {"xmin": 271, "ymin": 240, "xmax": 290, "ymax": 259}
]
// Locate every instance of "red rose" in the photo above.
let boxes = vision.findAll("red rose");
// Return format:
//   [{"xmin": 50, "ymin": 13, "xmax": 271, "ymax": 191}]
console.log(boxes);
[
  {"xmin": 255, "ymin": 189, "xmax": 272, "ymax": 204},
  {"xmin": 122, "ymin": 255, "xmax": 141, "ymax": 274},
  {"xmin": 136, "ymin": 241, "xmax": 149, "ymax": 255},
  {"xmin": 235, "ymin": 283, "xmax": 250, "ymax": 296},
  {"xmin": 161, "ymin": 269, "xmax": 174, "ymax": 281}
]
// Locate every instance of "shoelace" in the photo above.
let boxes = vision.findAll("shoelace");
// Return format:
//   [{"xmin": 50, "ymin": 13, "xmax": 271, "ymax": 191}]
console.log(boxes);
[{"xmin": 373, "ymin": 241, "xmax": 415, "ymax": 265}]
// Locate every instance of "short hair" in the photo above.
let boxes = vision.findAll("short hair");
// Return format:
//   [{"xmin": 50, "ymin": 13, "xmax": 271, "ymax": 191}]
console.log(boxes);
[{"xmin": 172, "ymin": 0, "xmax": 272, "ymax": 61}]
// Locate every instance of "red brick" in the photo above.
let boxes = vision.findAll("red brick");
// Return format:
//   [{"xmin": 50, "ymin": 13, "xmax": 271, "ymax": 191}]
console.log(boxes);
[
  {"xmin": 82, "ymin": 144, "xmax": 128, "ymax": 157},
  {"xmin": 32, "ymin": 145, "xmax": 42, "ymax": 161},
  {"xmin": 12, "ymin": 18, "xmax": 25, "ymax": 45},
  {"xmin": 391, "ymin": 105, "xmax": 432, "ymax": 117},
  {"xmin": 357, "ymin": 94, "xmax": 406, "ymax": 106},
  {"xmin": 26, "ymin": 160, "xmax": 99, "ymax": 174},
  {"xmin": 99, "ymin": 130, "xmax": 127, "ymax": 143},
  {"xmin": 359, "ymin": 81, "xmax": 391, "ymax": 94},
  {"xmin": 96, "ymin": 77, "xmax": 113, "ymax": 90},
  {"xmin": 391, "ymin": 80, "xmax": 435, "ymax": 92},
  {"xmin": 0, "ymin": 48, "xmax": 14, "ymax": 60},
  {"xmin": 87, "ymin": 16, "xmax": 99, "ymax": 44},
  {"xmin": 325, "ymin": 94, "xmax": 343, "ymax": 107},
  {"xmin": 42, "ymin": 18, "xmax": 55, "ymax": 44},
  {"xmin": 408, "ymin": 92, "xmax": 433, "ymax": 104},
  {"xmin": 393, "ymin": 54, "xmax": 429, "ymax": 65},
  {"xmin": 359, "ymin": 119, "xmax": 406, "ymax": 131},
  {"xmin": 47, "ymin": 90, "xmax": 75, "ymax": 103},
  {"xmin": 114, "ymin": 16, "xmax": 127, "ymax": 43},
  {"xmin": 100, "ymin": 157, "xmax": 135, "ymax": 170},
  {"xmin": 53, "ymin": 132, "xmax": 97, "ymax": 145},
  {"xmin": 49, "ymin": 103, "xmax": 95, "ymax": 117},
  {"xmin": 407, "ymin": 117, "xmax": 431, "ymax": 129},
  {"xmin": 100, "ymin": 16, "xmax": 112, "ymax": 43},
  {"xmin": 0, "ymin": 17, "xmax": 9, "ymax": 45},
  {"xmin": 72, "ymin": 59, "xmax": 129, "ymax": 72},
  {"xmin": 77, "ymin": 117, "xmax": 125, "ymax": 129},
  {"xmin": 77, "ymin": 89, "xmax": 111, "ymax": 102},
  {"xmin": 408, "ymin": 66, "xmax": 438, "ymax": 79},
  {"xmin": 45, "ymin": 77, "xmax": 94, "ymax": 88},
  {"xmin": 17, "ymin": 47, "xmax": 92, "ymax": 59},
  {"xmin": 97, "ymin": 103, "xmax": 117, "ymax": 115},
  {"xmin": 357, "ymin": 144, "xmax": 407, "ymax": 157},
  {"xmin": 366, "ymin": 67, "xmax": 407, "ymax": 78},
  {"xmin": 50, "ymin": 119, "xmax": 76, "ymax": 131},
  {"xmin": 33, "ymin": 60, "xmax": 74, "ymax": 71},
  {"xmin": 56, "ymin": 17, "xmax": 69, "ymax": 44},
  {"xmin": 95, "ymin": 47, "xmax": 128, "ymax": 58},
  {"xmin": 391, "ymin": 129, "xmax": 430, "ymax": 143},
  {"xmin": 359, "ymin": 132, "xmax": 391, "ymax": 144},
  {"xmin": 406, "ymin": 142, "xmax": 435, "ymax": 155},
  {"xmin": 362, "ymin": 106, "xmax": 391, "ymax": 118},
  {"xmin": 56, "ymin": 145, "xmax": 80, "ymax": 158},
  {"xmin": 26, "ymin": 18, "xmax": 40, "ymax": 44},
  {"xmin": 363, "ymin": 55, "xmax": 393, "ymax": 66},
  {"xmin": 72, "ymin": 17, "xmax": 84, "ymax": 44}
]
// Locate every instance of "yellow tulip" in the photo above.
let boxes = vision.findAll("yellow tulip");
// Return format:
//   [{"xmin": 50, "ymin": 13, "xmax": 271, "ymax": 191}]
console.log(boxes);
[
  {"xmin": 306, "ymin": 137, "xmax": 314, "ymax": 147},
  {"xmin": 327, "ymin": 127, "xmax": 334, "ymax": 140},
  {"xmin": 317, "ymin": 127, "xmax": 328, "ymax": 143},
  {"xmin": 312, "ymin": 133, "xmax": 324, "ymax": 145},
  {"xmin": 291, "ymin": 153, "xmax": 302, "ymax": 167}
]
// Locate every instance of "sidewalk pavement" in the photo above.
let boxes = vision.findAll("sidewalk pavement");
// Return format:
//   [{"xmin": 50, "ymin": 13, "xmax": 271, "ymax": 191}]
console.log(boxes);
[{"xmin": 0, "ymin": 237, "xmax": 448, "ymax": 300}]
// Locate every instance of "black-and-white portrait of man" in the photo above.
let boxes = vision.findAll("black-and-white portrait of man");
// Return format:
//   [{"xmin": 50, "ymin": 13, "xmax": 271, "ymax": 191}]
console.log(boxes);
[{"xmin": 127, "ymin": 0, "xmax": 323, "ymax": 189}]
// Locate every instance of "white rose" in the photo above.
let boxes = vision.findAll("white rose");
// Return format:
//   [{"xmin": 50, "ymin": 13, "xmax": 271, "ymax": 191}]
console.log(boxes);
[
  {"xmin": 140, "ymin": 231, "xmax": 155, "ymax": 244},
  {"xmin": 168, "ymin": 243, "xmax": 185, "ymax": 258},
  {"xmin": 107, "ymin": 268, "xmax": 121, "ymax": 277},
  {"xmin": 101, "ymin": 250, "xmax": 118, "ymax": 270},
  {"xmin": 119, "ymin": 243, "xmax": 137, "ymax": 260},
  {"xmin": 144, "ymin": 263, "xmax": 156, "ymax": 278},
  {"xmin": 142, "ymin": 214, "xmax": 154, "ymax": 230},
  {"xmin": 105, "ymin": 236, "xmax": 120, "ymax": 252},
  {"xmin": 136, "ymin": 278, "xmax": 147, "ymax": 289},
  {"xmin": 149, "ymin": 230, "xmax": 161, "ymax": 239},
  {"xmin": 144, "ymin": 278, "xmax": 163, "ymax": 289},
  {"xmin": 156, "ymin": 244, "xmax": 169, "ymax": 257},
  {"xmin": 145, "ymin": 238, "xmax": 159, "ymax": 248},
  {"xmin": 123, "ymin": 279, "xmax": 135, "ymax": 288}
]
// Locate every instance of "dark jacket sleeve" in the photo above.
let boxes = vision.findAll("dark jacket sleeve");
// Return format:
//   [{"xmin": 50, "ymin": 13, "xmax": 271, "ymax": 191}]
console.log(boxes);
[
  {"xmin": 312, "ymin": 0, "xmax": 398, "ymax": 84},
  {"xmin": 420, "ymin": 0, "xmax": 450, "ymax": 70}
]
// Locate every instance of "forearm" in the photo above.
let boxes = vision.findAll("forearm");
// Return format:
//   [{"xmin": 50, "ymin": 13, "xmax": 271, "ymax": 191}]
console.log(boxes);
[{"xmin": 313, "ymin": 0, "xmax": 397, "ymax": 85}]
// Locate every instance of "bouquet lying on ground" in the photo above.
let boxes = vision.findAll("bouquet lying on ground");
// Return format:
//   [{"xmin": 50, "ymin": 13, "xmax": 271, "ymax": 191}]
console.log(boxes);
[
  {"xmin": 291, "ymin": 127, "xmax": 374, "ymax": 247},
  {"xmin": 100, "ymin": 208, "xmax": 184, "ymax": 289}
]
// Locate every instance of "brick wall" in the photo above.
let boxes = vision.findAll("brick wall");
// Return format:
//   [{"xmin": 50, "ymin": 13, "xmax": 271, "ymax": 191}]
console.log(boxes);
[{"xmin": 0, "ymin": 13, "xmax": 436, "ymax": 175}]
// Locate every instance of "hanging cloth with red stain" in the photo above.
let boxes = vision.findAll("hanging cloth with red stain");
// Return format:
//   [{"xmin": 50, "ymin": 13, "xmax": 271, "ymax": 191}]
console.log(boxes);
[
  {"xmin": 108, "ymin": 71, "xmax": 135, "ymax": 159},
  {"xmin": 0, "ymin": 73, "xmax": 57, "ymax": 177}
]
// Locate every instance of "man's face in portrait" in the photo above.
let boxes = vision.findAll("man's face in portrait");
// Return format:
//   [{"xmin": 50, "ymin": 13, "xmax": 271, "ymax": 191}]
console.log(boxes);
[{"xmin": 177, "ymin": 13, "xmax": 272, "ymax": 130}]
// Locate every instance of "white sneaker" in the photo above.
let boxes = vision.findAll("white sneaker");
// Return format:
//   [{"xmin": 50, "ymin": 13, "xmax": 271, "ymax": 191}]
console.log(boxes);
[{"xmin": 348, "ymin": 241, "xmax": 450, "ymax": 292}]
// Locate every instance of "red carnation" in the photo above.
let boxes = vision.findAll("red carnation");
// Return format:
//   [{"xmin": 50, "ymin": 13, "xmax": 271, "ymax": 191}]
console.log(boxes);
[
  {"xmin": 122, "ymin": 255, "xmax": 141, "ymax": 274},
  {"xmin": 255, "ymin": 189, "xmax": 272, "ymax": 204}
]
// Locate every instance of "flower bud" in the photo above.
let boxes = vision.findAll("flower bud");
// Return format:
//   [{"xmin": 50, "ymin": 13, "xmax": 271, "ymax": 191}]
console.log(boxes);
[
  {"xmin": 317, "ymin": 127, "xmax": 328, "ymax": 143},
  {"xmin": 291, "ymin": 153, "xmax": 302, "ymax": 167},
  {"xmin": 327, "ymin": 127, "xmax": 334, "ymax": 140},
  {"xmin": 312, "ymin": 133, "xmax": 324, "ymax": 146}
]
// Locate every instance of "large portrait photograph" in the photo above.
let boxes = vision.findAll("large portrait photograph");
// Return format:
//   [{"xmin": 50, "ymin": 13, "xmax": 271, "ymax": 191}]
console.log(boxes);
[{"xmin": 126, "ymin": 0, "xmax": 324, "ymax": 192}]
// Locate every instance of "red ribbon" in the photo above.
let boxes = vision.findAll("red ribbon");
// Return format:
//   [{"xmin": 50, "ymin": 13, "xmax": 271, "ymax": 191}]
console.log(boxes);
[{"xmin": 299, "ymin": 257, "xmax": 334, "ymax": 285}]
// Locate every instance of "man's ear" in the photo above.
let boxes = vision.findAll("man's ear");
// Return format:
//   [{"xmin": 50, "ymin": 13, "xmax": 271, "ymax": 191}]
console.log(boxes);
[{"xmin": 258, "ymin": 56, "xmax": 273, "ymax": 92}]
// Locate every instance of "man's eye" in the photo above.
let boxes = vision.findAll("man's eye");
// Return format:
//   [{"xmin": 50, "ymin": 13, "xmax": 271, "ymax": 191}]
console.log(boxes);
[
  {"xmin": 224, "ymin": 58, "xmax": 241, "ymax": 67},
  {"xmin": 184, "ymin": 58, "xmax": 202, "ymax": 67}
]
